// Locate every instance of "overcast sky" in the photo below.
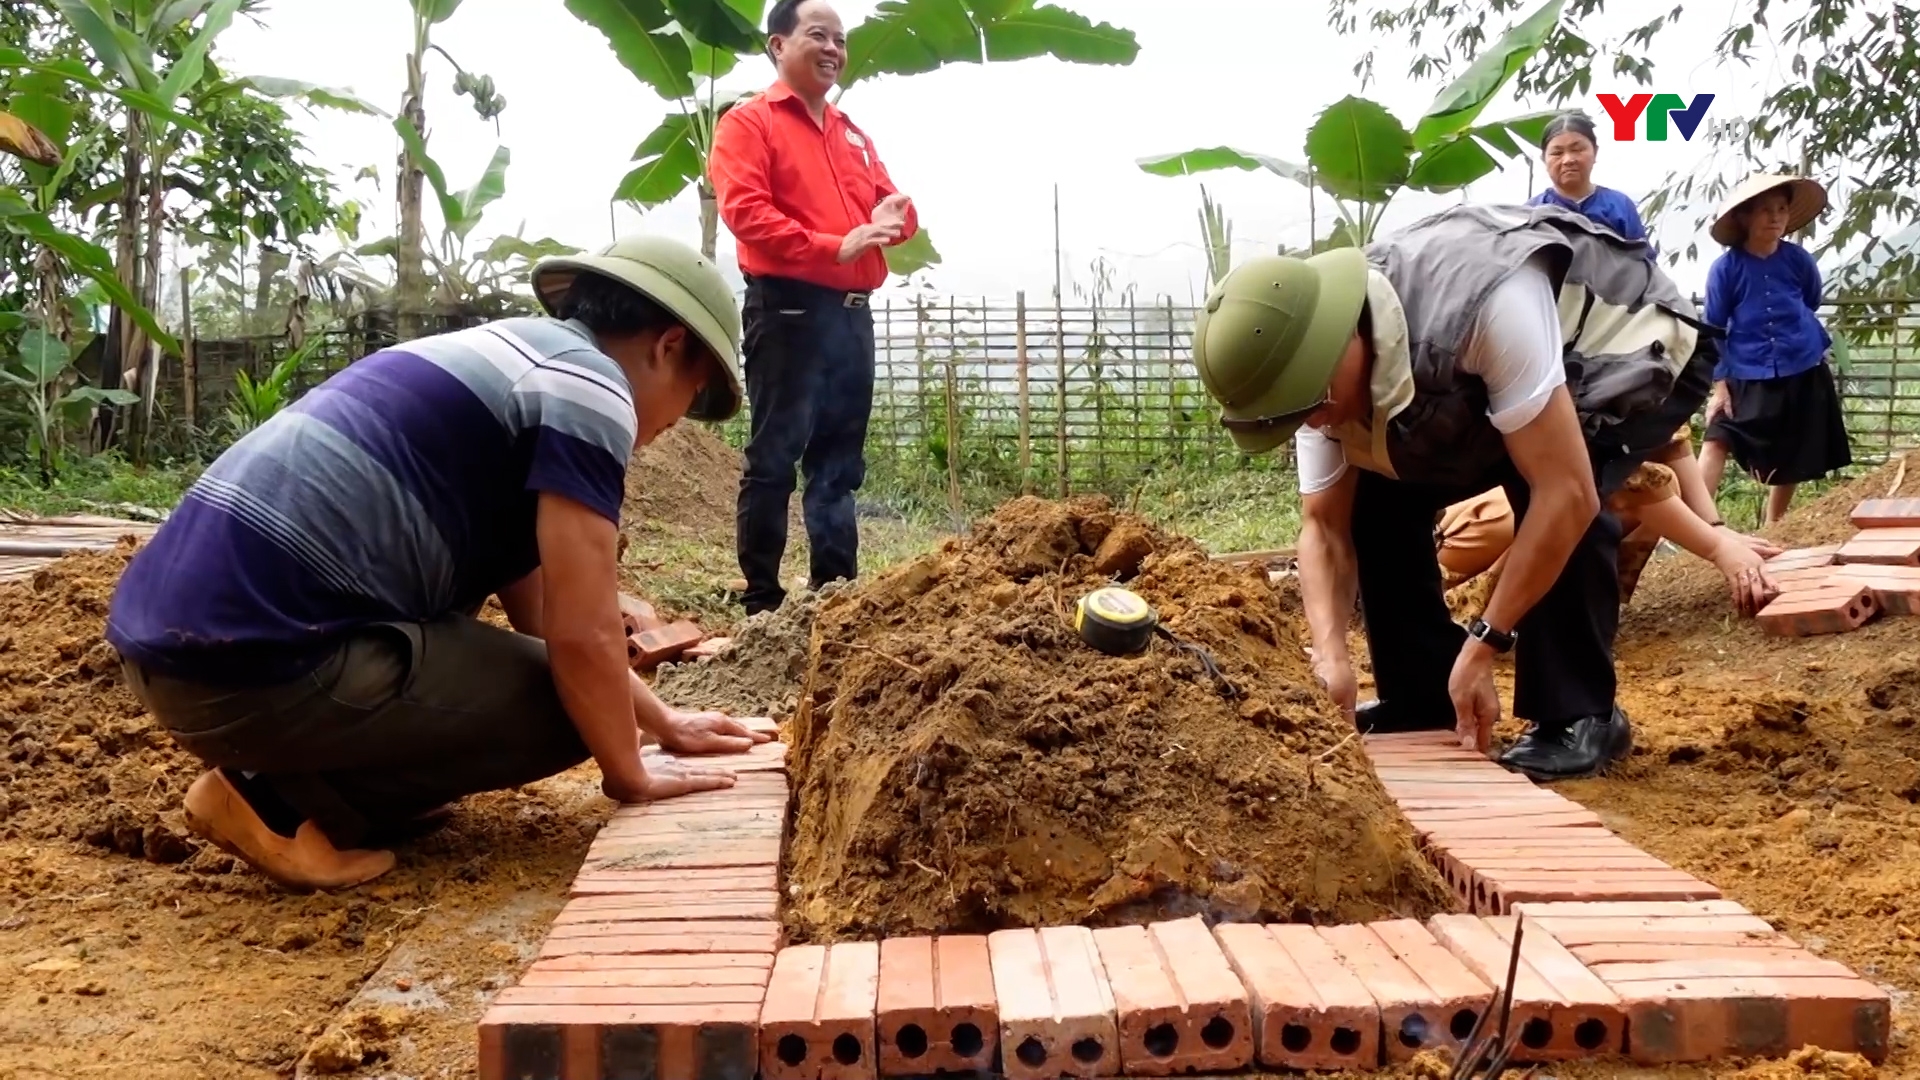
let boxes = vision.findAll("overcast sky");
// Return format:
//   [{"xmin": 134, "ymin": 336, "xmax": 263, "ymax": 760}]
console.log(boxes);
[{"xmin": 216, "ymin": 0, "xmax": 1790, "ymax": 304}]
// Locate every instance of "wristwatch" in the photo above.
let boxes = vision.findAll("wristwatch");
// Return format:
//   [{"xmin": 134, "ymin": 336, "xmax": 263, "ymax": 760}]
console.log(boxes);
[{"xmin": 1466, "ymin": 617, "xmax": 1517, "ymax": 654}]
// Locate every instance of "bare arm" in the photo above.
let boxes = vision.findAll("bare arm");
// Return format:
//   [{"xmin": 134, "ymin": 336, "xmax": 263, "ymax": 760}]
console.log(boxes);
[
  {"xmin": 1298, "ymin": 470, "xmax": 1360, "ymax": 660},
  {"xmin": 1480, "ymin": 387, "xmax": 1603, "ymax": 635}
]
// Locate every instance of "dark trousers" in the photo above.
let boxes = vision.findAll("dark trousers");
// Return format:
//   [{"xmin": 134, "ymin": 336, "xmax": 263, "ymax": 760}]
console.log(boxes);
[
  {"xmin": 736, "ymin": 275, "xmax": 876, "ymax": 614},
  {"xmin": 121, "ymin": 616, "xmax": 590, "ymax": 849},
  {"xmin": 1356, "ymin": 466, "xmax": 1624, "ymax": 725},
  {"xmin": 1356, "ymin": 336, "xmax": 1718, "ymax": 727}
]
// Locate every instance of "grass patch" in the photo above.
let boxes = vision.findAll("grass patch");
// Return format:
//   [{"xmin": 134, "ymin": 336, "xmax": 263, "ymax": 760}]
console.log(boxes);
[{"xmin": 0, "ymin": 453, "xmax": 198, "ymax": 517}]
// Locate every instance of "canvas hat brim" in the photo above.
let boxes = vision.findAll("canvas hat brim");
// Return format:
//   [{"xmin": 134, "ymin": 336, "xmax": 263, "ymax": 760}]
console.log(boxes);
[
  {"xmin": 1209, "ymin": 247, "xmax": 1371, "ymax": 455},
  {"xmin": 1710, "ymin": 174, "xmax": 1828, "ymax": 248},
  {"xmin": 531, "ymin": 256, "xmax": 744, "ymax": 423}
]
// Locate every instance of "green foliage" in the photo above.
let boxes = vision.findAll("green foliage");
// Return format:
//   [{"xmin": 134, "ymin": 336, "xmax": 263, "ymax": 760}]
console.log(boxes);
[
  {"xmin": 1137, "ymin": 0, "xmax": 1563, "ymax": 246},
  {"xmin": 0, "ymin": 317, "xmax": 139, "ymax": 482},
  {"xmin": 224, "ymin": 335, "xmax": 317, "ymax": 437},
  {"xmin": 1326, "ymin": 0, "xmax": 1920, "ymax": 286},
  {"xmin": 838, "ymin": 0, "xmax": 1140, "ymax": 95}
]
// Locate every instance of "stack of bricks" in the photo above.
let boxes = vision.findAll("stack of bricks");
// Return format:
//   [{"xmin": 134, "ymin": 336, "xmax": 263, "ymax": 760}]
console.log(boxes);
[
  {"xmin": 1366, "ymin": 732, "xmax": 1721, "ymax": 914},
  {"xmin": 619, "ymin": 594, "xmax": 708, "ymax": 670},
  {"xmin": 478, "ymin": 729, "xmax": 788, "ymax": 1080},
  {"xmin": 1755, "ymin": 497, "xmax": 1920, "ymax": 636}
]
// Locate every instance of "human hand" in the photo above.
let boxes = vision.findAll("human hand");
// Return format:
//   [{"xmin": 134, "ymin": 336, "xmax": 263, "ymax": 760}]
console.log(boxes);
[
  {"xmin": 1705, "ymin": 383, "xmax": 1733, "ymax": 425},
  {"xmin": 1311, "ymin": 649, "xmax": 1357, "ymax": 724},
  {"xmin": 1448, "ymin": 640, "xmax": 1501, "ymax": 753},
  {"xmin": 603, "ymin": 759, "xmax": 737, "ymax": 804},
  {"xmin": 871, "ymin": 193, "xmax": 911, "ymax": 231},
  {"xmin": 1713, "ymin": 543, "xmax": 1780, "ymax": 617},
  {"xmin": 657, "ymin": 708, "xmax": 774, "ymax": 754},
  {"xmin": 1735, "ymin": 532, "xmax": 1784, "ymax": 559},
  {"xmin": 838, "ymin": 223, "xmax": 901, "ymax": 263}
]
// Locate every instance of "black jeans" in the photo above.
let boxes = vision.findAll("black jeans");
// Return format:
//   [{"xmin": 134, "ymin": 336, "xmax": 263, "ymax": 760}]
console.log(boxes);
[
  {"xmin": 735, "ymin": 275, "xmax": 876, "ymax": 614},
  {"xmin": 1358, "ymin": 338, "xmax": 1718, "ymax": 727}
]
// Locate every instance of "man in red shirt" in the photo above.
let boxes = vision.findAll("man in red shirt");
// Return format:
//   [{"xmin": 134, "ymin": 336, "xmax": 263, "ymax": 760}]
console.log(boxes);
[{"xmin": 709, "ymin": 0, "xmax": 918, "ymax": 615}]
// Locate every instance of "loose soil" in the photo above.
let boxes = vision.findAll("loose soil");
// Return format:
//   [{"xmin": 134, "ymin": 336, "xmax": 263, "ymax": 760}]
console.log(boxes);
[
  {"xmin": 652, "ymin": 583, "xmax": 838, "ymax": 720},
  {"xmin": 0, "ymin": 545, "xmax": 609, "ymax": 1079},
  {"xmin": 782, "ymin": 495, "xmax": 1455, "ymax": 941},
  {"xmin": 623, "ymin": 421, "xmax": 743, "ymax": 537}
]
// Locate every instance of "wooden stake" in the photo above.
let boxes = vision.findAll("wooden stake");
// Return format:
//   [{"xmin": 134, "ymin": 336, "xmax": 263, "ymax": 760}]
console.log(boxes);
[{"xmin": 1016, "ymin": 290, "xmax": 1031, "ymax": 495}]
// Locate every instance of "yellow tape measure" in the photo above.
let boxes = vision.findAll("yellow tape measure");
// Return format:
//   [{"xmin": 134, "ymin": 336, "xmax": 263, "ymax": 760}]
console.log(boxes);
[{"xmin": 1073, "ymin": 586, "xmax": 1159, "ymax": 656}]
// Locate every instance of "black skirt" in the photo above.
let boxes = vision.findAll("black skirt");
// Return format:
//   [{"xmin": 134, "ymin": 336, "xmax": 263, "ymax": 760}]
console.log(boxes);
[{"xmin": 1704, "ymin": 361, "xmax": 1853, "ymax": 485}]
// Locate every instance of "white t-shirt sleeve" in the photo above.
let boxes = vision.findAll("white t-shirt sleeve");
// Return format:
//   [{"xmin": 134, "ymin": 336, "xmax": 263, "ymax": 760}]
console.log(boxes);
[
  {"xmin": 1294, "ymin": 425, "xmax": 1349, "ymax": 495},
  {"xmin": 1461, "ymin": 262, "xmax": 1566, "ymax": 433}
]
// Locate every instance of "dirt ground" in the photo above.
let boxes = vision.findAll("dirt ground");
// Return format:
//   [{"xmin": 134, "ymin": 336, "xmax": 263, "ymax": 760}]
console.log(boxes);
[
  {"xmin": 781, "ymin": 495, "xmax": 1455, "ymax": 941},
  {"xmin": 3, "ymin": 437, "xmax": 1918, "ymax": 1079}
]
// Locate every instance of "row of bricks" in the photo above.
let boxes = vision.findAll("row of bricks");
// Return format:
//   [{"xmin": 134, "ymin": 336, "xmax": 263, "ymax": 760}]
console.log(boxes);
[
  {"xmin": 478, "ymin": 904, "xmax": 1889, "ymax": 1080},
  {"xmin": 1365, "ymin": 733, "xmax": 1722, "ymax": 913},
  {"xmin": 1756, "ymin": 519, "xmax": 1920, "ymax": 636},
  {"xmin": 1358, "ymin": 735, "xmax": 1886, "ymax": 1061}
]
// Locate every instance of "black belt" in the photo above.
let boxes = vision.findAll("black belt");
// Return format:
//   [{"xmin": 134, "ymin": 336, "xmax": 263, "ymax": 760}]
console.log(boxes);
[{"xmin": 746, "ymin": 274, "xmax": 871, "ymax": 309}]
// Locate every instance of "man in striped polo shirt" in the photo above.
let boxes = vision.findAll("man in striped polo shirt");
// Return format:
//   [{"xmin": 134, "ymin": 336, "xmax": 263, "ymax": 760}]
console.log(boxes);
[{"xmin": 105, "ymin": 235, "xmax": 770, "ymax": 891}]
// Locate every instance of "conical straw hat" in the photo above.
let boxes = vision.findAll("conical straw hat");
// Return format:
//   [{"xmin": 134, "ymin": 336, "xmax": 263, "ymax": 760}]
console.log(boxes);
[{"xmin": 1710, "ymin": 173, "xmax": 1827, "ymax": 247}]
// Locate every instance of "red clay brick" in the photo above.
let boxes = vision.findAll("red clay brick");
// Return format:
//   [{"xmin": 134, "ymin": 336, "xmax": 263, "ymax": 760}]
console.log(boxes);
[
  {"xmin": 988, "ymin": 925, "xmax": 1119, "ymax": 1080},
  {"xmin": 1834, "ymin": 565, "xmax": 1920, "ymax": 615},
  {"xmin": 684, "ymin": 635, "xmax": 734, "ymax": 660},
  {"xmin": 1516, "ymin": 907, "xmax": 1784, "ymax": 950},
  {"xmin": 620, "ymin": 593, "xmax": 665, "ymax": 636},
  {"xmin": 478, "ymin": 1001, "xmax": 758, "ymax": 1080},
  {"xmin": 1475, "ymin": 870, "xmax": 1722, "ymax": 914},
  {"xmin": 1604, "ymin": 975, "xmax": 1889, "ymax": 1063},
  {"xmin": 645, "ymin": 741, "xmax": 791, "ymax": 773},
  {"xmin": 1836, "ymin": 531, "xmax": 1920, "ymax": 566},
  {"xmin": 1091, "ymin": 918, "xmax": 1253, "ymax": 1075},
  {"xmin": 495, "ymin": 984, "xmax": 768, "ymax": 1007},
  {"xmin": 1767, "ymin": 565, "xmax": 1852, "ymax": 588},
  {"xmin": 1765, "ymin": 545, "xmax": 1840, "ymax": 570},
  {"xmin": 1319, "ymin": 922, "xmax": 1491, "ymax": 1061},
  {"xmin": 1374, "ymin": 766, "xmax": 1534, "ymax": 783},
  {"xmin": 875, "ymin": 936, "xmax": 998, "ymax": 1076},
  {"xmin": 633, "ymin": 620, "xmax": 705, "ymax": 668},
  {"xmin": 1405, "ymin": 804, "xmax": 1603, "ymax": 824},
  {"xmin": 521, "ymin": 956, "xmax": 773, "ymax": 988},
  {"xmin": 1426, "ymin": 914, "xmax": 1623, "ymax": 1061},
  {"xmin": 1213, "ymin": 923, "xmax": 1378, "ymax": 1071},
  {"xmin": 552, "ymin": 896, "xmax": 780, "ymax": 923},
  {"xmin": 581, "ymin": 833, "xmax": 782, "ymax": 874},
  {"xmin": 538, "ymin": 923, "xmax": 780, "ymax": 960},
  {"xmin": 547, "ymin": 919, "xmax": 775, "ymax": 942},
  {"xmin": 1757, "ymin": 583, "xmax": 1879, "ymax": 636},
  {"xmin": 1852, "ymin": 498, "xmax": 1920, "ymax": 529},
  {"xmin": 760, "ymin": 943, "xmax": 881, "ymax": 1080},
  {"xmin": 571, "ymin": 866, "xmax": 779, "ymax": 898},
  {"xmin": 1412, "ymin": 814, "xmax": 1612, "ymax": 843}
]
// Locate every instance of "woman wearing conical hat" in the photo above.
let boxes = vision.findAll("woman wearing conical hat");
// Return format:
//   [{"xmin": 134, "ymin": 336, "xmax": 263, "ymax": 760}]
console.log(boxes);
[{"xmin": 1697, "ymin": 173, "xmax": 1851, "ymax": 524}]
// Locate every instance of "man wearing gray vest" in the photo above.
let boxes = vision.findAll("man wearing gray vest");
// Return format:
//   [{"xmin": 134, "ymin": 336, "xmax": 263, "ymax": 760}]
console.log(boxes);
[{"xmin": 1193, "ymin": 203, "xmax": 1715, "ymax": 781}]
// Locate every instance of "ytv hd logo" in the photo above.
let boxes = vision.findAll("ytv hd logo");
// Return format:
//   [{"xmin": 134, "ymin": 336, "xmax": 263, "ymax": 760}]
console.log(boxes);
[{"xmin": 1597, "ymin": 93, "xmax": 1714, "ymax": 141}]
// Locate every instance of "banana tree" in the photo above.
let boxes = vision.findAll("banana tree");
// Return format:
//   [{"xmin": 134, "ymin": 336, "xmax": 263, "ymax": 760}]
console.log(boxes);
[
  {"xmin": 393, "ymin": 0, "xmax": 507, "ymax": 336},
  {"xmin": 578, "ymin": 0, "xmax": 1138, "ymax": 274},
  {"xmin": 1137, "ymin": 0, "xmax": 1564, "ymax": 248},
  {"xmin": 2, "ymin": 318, "xmax": 138, "ymax": 482}
]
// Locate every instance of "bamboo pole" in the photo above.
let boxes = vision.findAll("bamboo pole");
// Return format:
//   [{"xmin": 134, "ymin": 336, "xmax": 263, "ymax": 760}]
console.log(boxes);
[
  {"xmin": 1016, "ymin": 290, "xmax": 1031, "ymax": 495},
  {"xmin": 944, "ymin": 296, "xmax": 963, "ymax": 524},
  {"xmin": 1054, "ymin": 184, "xmax": 1068, "ymax": 498},
  {"xmin": 179, "ymin": 267, "xmax": 196, "ymax": 430}
]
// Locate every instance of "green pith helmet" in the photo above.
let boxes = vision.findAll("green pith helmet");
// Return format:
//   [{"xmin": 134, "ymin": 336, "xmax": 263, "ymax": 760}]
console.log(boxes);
[
  {"xmin": 1193, "ymin": 247, "xmax": 1370, "ymax": 454},
  {"xmin": 530, "ymin": 234, "xmax": 744, "ymax": 422}
]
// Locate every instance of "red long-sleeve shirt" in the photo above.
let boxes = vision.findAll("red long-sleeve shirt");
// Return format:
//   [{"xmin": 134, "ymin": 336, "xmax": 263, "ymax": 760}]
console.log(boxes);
[{"xmin": 708, "ymin": 81, "xmax": 918, "ymax": 293}]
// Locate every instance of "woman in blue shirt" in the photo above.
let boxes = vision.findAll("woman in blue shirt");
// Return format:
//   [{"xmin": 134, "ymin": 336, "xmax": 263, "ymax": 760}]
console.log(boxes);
[
  {"xmin": 1698, "ymin": 173, "xmax": 1849, "ymax": 524},
  {"xmin": 1529, "ymin": 112, "xmax": 1650, "ymax": 248}
]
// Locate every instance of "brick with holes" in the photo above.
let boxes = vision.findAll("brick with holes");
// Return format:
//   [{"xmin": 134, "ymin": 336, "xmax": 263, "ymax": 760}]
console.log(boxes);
[
  {"xmin": 1320, "ymin": 922, "xmax": 1492, "ymax": 1062},
  {"xmin": 875, "ymin": 936, "xmax": 997, "ymax": 1077},
  {"xmin": 1427, "ymin": 914, "xmax": 1624, "ymax": 1061},
  {"xmin": 1213, "ymin": 923, "xmax": 1379, "ymax": 1071},
  {"xmin": 1091, "ymin": 918, "xmax": 1253, "ymax": 1075},
  {"xmin": 988, "ymin": 925, "xmax": 1119, "ymax": 1080},
  {"xmin": 760, "ymin": 942, "xmax": 880, "ymax": 1080},
  {"xmin": 1756, "ymin": 583, "xmax": 1879, "ymax": 636}
]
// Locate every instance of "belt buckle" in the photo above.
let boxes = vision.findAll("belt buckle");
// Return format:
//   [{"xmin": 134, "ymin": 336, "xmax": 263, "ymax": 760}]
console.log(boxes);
[{"xmin": 843, "ymin": 292, "xmax": 870, "ymax": 309}]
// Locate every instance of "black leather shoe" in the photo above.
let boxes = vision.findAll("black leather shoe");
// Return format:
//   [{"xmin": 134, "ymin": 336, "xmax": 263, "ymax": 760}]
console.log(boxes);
[
  {"xmin": 1353, "ymin": 698, "xmax": 1454, "ymax": 735},
  {"xmin": 1497, "ymin": 707, "xmax": 1633, "ymax": 781}
]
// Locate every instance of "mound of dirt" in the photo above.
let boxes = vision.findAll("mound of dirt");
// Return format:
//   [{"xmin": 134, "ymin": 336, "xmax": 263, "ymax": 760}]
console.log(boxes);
[
  {"xmin": 0, "ymin": 544, "xmax": 204, "ymax": 855},
  {"xmin": 652, "ymin": 583, "xmax": 840, "ymax": 719},
  {"xmin": 624, "ymin": 422, "xmax": 743, "ymax": 535},
  {"xmin": 781, "ymin": 495, "xmax": 1453, "ymax": 941}
]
